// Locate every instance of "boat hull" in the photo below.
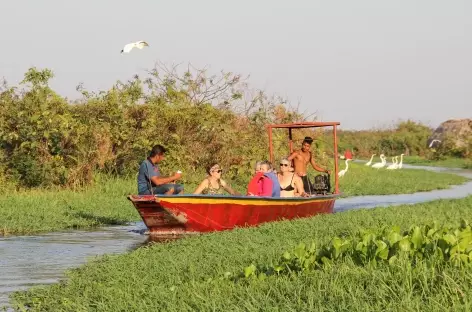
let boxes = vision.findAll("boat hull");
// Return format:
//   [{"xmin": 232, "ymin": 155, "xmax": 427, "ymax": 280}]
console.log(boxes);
[{"xmin": 128, "ymin": 194, "xmax": 338, "ymax": 235}]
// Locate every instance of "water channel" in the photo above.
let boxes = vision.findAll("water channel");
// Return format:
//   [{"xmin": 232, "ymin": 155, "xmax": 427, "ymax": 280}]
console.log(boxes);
[{"xmin": 1, "ymin": 164, "xmax": 471, "ymax": 309}]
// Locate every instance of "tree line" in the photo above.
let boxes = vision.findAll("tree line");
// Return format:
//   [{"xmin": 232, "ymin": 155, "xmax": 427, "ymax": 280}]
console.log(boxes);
[{"xmin": 0, "ymin": 65, "xmax": 466, "ymax": 190}]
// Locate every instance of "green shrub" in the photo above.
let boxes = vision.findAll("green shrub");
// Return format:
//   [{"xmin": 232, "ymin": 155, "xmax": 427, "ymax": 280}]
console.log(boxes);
[{"xmin": 0, "ymin": 66, "xmax": 309, "ymax": 189}]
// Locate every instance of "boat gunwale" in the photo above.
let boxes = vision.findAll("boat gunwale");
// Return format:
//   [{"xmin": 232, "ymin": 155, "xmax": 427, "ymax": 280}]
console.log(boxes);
[{"xmin": 128, "ymin": 193, "xmax": 341, "ymax": 203}]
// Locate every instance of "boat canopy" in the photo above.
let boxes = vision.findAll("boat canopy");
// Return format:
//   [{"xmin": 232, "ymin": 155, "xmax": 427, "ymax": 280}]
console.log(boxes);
[{"xmin": 266, "ymin": 121, "xmax": 341, "ymax": 194}]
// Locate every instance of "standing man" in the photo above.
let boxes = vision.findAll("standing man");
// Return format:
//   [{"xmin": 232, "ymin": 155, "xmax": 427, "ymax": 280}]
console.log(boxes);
[
  {"xmin": 137, "ymin": 144, "xmax": 183, "ymax": 195},
  {"xmin": 287, "ymin": 137, "xmax": 330, "ymax": 194}
]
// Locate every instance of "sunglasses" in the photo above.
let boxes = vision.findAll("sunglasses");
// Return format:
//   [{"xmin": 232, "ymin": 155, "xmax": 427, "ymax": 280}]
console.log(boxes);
[
  {"xmin": 280, "ymin": 163, "xmax": 289, "ymax": 167},
  {"xmin": 213, "ymin": 169, "xmax": 222, "ymax": 173}
]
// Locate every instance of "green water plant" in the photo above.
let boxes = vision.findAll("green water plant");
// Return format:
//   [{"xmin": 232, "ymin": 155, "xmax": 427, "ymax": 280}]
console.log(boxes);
[{"xmin": 242, "ymin": 219, "xmax": 472, "ymax": 280}]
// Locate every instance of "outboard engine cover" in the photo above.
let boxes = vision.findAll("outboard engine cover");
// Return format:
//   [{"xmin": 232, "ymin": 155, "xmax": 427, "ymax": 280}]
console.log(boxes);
[{"xmin": 313, "ymin": 174, "xmax": 331, "ymax": 195}]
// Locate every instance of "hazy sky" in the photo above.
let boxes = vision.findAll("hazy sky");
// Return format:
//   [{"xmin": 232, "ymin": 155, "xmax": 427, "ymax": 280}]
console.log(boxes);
[{"xmin": 1, "ymin": 0, "xmax": 470, "ymax": 130}]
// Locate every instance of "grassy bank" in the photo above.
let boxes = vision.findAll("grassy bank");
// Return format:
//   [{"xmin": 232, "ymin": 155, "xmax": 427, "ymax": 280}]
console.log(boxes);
[
  {"xmin": 0, "ymin": 176, "xmax": 140, "ymax": 236},
  {"xmin": 402, "ymin": 156, "xmax": 472, "ymax": 169},
  {"xmin": 10, "ymin": 196, "xmax": 472, "ymax": 311},
  {"xmin": 336, "ymin": 162, "xmax": 467, "ymax": 197},
  {"xmin": 359, "ymin": 155, "xmax": 472, "ymax": 169},
  {"xmin": 0, "ymin": 166, "xmax": 468, "ymax": 236}
]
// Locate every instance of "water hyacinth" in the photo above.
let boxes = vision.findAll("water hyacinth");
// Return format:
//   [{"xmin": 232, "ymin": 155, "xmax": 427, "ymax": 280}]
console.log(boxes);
[{"xmin": 241, "ymin": 219, "xmax": 472, "ymax": 279}]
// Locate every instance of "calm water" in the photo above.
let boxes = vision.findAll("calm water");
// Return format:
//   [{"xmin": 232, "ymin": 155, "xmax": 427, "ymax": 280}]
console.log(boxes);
[
  {"xmin": 0, "ymin": 224, "xmax": 149, "ymax": 309},
  {"xmin": 1, "ymin": 164, "xmax": 472, "ymax": 309}
]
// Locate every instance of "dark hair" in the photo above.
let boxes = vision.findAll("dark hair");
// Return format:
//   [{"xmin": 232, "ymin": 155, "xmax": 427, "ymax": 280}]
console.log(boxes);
[
  {"xmin": 149, "ymin": 144, "xmax": 167, "ymax": 157},
  {"xmin": 206, "ymin": 163, "xmax": 220, "ymax": 175},
  {"xmin": 302, "ymin": 136, "xmax": 313, "ymax": 145}
]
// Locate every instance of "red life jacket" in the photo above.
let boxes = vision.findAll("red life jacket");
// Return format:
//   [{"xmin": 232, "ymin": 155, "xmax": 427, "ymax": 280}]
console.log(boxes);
[{"xmin": 247, "ymin": 172, "xmax": 273, "ymax": 196}]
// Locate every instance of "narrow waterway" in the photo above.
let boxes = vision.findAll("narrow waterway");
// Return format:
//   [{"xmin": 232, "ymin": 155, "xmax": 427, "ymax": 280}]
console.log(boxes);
[
  {"xmin": 1, "ymin": 164, "xmax": 471, "ymax": 309},
  {"xmin": 0, "ymin": 224, "xmax": 149, "ymax": 309}
]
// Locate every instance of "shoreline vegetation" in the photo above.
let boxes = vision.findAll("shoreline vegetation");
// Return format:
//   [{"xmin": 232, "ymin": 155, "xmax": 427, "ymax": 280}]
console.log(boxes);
[
  {"xmin": 0, "ymin": 66, "xmax": 470, "ymax": 193},
  {"xmin": 0, "ymin": 163, "xmax": 468, "ymax": 236},
  {"xmin": 402, "ymin": 156, "xmax": 472, "ymax": 169},
  {"xmin": 10, "ymin": 195, "xmax": 472, "ymax": 311}
]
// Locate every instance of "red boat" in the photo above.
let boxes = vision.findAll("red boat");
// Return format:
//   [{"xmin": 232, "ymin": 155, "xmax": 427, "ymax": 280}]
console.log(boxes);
[{"xmin": 128, "ymin": 121, "xmax": 342, "ymax": 235}]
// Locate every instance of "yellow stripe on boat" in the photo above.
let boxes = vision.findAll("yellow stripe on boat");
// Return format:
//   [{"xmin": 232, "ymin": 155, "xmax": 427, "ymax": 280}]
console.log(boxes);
[{"xmin": 158, "ymin": 196, "xmax": 334, "ymax": 206}]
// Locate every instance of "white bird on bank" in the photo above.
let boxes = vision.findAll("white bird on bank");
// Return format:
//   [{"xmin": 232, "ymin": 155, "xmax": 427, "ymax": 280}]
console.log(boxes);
[
  {"xmin": 365, "ymin": 154, "xmax": 376, "ymax": 166},
  {"xmin": 371, "ymin": 154, "xmax": 386, "ymax": 169},
  {"xmin": 397, "ymin": 154, "xmax": 404, "ymax": 169},
  {"xmin": 386, "ymin": 156, "xmax": 398, "ymax": 170},
  {"xmin": 121, "ymin": 41, "xmax": 149, "ymax": 54},
  {"xmin": 338, "ymin": 159, "xmax": 351, "ymax": 178}
]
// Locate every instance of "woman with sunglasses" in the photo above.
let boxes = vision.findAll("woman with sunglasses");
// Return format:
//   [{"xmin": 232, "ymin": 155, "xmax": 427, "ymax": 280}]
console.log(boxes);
[
  {"xmin": 277, "ymin": 158, "xmax": 307, "ymax": 197},
  {"xmin": 193, "ymin": 163, "xmax": 239, "ymax": 195}
]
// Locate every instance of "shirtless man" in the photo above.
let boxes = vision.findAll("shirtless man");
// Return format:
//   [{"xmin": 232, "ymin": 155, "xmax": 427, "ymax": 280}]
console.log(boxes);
[{"xmin": 287, "ymin": 137, "xmax": 330, "ymax": 194}]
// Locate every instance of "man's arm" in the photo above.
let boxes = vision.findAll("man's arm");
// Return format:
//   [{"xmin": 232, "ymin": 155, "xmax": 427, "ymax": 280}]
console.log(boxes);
[
  {"xmin": 287, "ymin": 151, "xmax": 298, "ymax": 161},
  {"xmin": 151, "ymin": 173, "xmax": 181, "ymax": 186},
  {"xmin": 310, "ymin": 154, "xmax": 329, "ymax": 173}
]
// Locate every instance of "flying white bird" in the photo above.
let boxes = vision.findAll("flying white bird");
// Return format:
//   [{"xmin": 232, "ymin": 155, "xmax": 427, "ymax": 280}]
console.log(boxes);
[
  {"xmin": 338, "ymin": 159, "xmax": 351, "ymax": 178},
  {"xmin": 121, "ymin": 41, "xmax": 149, "ymax": 54}
]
